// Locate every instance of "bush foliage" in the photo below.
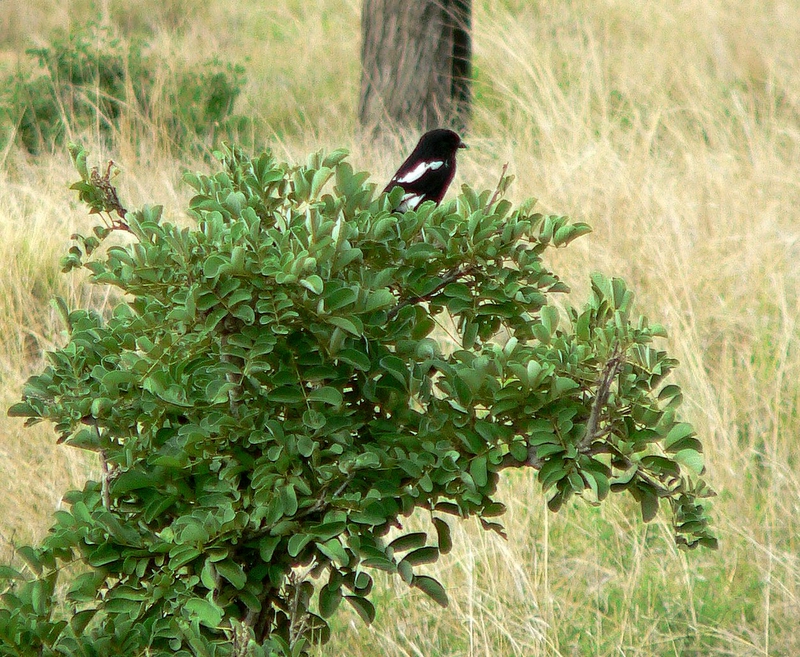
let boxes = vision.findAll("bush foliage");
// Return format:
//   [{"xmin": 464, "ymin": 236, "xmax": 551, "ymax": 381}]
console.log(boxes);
[
  {"xmin": 1, "ymin": 25, "xmax": 245, "ymax": 154},
  {"xmin": 1, "ymin": 143, "xmax": 716, "ymax": 655}
]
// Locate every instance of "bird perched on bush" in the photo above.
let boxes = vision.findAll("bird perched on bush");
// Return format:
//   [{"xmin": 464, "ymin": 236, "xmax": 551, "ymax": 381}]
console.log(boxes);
[{"xmin": 383, "ymin": 128, "xmax": 467, "ymax": 213}]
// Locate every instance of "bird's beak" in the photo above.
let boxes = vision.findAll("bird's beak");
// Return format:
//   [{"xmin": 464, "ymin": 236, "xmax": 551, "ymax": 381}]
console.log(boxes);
[{"xmin": 458, "ymin": 140, "xmax": 468, "ymax": 149}]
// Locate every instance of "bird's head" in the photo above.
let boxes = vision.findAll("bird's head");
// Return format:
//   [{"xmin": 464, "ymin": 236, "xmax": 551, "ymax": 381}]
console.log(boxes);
[{"xmin": 416, "ymin": 128, "xmax": 467, "ymax": 160}]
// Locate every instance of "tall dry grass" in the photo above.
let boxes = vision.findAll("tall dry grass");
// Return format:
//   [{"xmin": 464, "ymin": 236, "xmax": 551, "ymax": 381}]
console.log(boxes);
[{"xmin": 0, "ymin": 0, "xmax": 798, "ymax": 654}]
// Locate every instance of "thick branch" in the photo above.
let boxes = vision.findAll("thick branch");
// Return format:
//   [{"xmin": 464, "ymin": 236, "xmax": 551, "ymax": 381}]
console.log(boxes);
[
  {"xmin": 497, "ymin": 346, "xmax": 626, "ymax": 471},
  {"xmin": 578, "ymin": 346, "xmax": 625, "ymax": 452}
]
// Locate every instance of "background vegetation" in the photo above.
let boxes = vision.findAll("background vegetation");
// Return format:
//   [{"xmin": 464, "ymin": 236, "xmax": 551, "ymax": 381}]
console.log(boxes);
[{"xmin": 0, "ymin": 0, "xmax": 797, "ymax": 654}]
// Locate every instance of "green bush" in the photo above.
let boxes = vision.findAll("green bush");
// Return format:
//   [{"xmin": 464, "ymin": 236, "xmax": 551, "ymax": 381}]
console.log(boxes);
[
  {"xmin": 1, "ymin": 143, "xmax": 716, "ymax": 655},
  {"xmin": 0, "ymin": 25, "xmax": 246, "ymax": 154}
]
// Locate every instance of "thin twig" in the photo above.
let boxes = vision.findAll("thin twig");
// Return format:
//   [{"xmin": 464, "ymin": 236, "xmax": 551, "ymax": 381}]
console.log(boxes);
[
  {"xmin": 91, "ymin": 160, "xmax": 132, "ymax": 231},
  {"xmin": 99, "ymin": 448, "xmax": 111, "ymax": 510},
  {"xmin": 247, "ymin": 473, "xmax": 356, "ymax": 543},
  {"xmin": 288, "ymin": 558, "xmax": 318, "ymax": 649},
  {"xmin": 486, "ymin": 163, "xmax": 509, "ymax": 210},
  {"xmin": 386, "ymin": 265, "xmax": 475, "ymax": 322},
  {"xmin": 302, "ymin": 473, "xmax": 355, "ymax": 518}
]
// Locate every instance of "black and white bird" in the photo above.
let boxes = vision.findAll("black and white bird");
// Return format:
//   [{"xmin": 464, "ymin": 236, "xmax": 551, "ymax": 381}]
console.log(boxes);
[{"xmin": 383, "ymin": 128, "xmax": 467, "ymax": 213}]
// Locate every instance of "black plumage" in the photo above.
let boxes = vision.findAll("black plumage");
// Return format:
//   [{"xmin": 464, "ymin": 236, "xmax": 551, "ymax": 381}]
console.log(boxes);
[{"xmin": 383, "ymin": 129, "xmax": 467, "ymax": 212}]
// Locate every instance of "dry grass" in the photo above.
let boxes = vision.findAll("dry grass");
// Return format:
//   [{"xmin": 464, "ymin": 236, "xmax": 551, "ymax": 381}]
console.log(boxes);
[{"xmin": 0, "ymin": 0, "xmax": 798, "ymax": 654}]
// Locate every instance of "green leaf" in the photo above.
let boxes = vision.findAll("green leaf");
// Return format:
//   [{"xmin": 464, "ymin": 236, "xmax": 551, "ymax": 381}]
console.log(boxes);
[
  {"xmin": 664, "ymin": 422, "xmax": 695, "ymax": 450},
  {"xmin": 641, "ymin": 455, "xmax": 681, "ymax": 478},
  {"xmin": 315, "ymin": 539, "xmax": 350, "ymax": 566},
  {"xmin": 310, "ymin": 166, "xmax": 334, "ymax": 198},
  {"xmin": 536, "ymin": 443, "xmax": 566, "ymax": 459},
  {"xmin": 184, "ymin": 598, "xmax": 224, "ymax": 628},
  {"xmin": 582, "ymin": 464, "xmax": 610, "ymax": 501},
  {"xmin": 169, "ymin": 545, "xmax": 201, "ymax": 569},
  {"xmin": 87, "ymin": 544, "xmax": 120, "ymax": 567},
  {"xmin": 345, "ymin": 595, "xmax": 376, "ymax": 624},
  {"xmin": 30, "ymin": 579, "xmax": 48, "ymax": 615},
  {"xmin": 297, "ymin": 433, "xmax": 316, "ymax": 456},
  {"xmin": 538, "ymin": 457, "xmax": 567, "ymax": 490},
  {"xmin": 673, "ymin": 449, "xmax": 705, "ymax": 475},
  {"xmin": 7, "ymin": 401, "xmax": 36, "ymax": 417},
  {"xmin": 365, "ymin": 288, "xmax": 396, "ymax": 312},
  {"xmin": 288, "ymin": 533, "xmax": 312, "ymax": 557},
  {"xmin": 433, "ymin": 518, "xmax": 452, "ymax": 555},
  {"xmin": 216, "ymin": 559, "xmax": 247, "ymax": 589},
  {"xmin": 540, "ymin": 304, "xmax": 559, "ymax": 334},
  {"xmin": 379, "ymin": 355, "xmax": 408, "ymax": 387},
  {"xmin": 318, "ymin": 583, "xmax": 342, "ymax": 618},
  {"xmin": 300, "ymin": 275, "xmax": 324, "ymax": 295},
  {"xmin": 308, "ymin": 386, "xmax": 343, "ymax": 406},
  {"xmin": 453, "ymin": 375, "xmax": 474, "ymax": 406},
  {"xmin": 267, "ymin": 386, "xmax": 305, "ymax": 403},
  {"xmin": 457, "ymin": 429, "xmax": 484, "ymax": 455},
  {"xmin": 469, "ymin": 456, "xmax": 488, "ymax": 488},
  {"xmin": 324, "ymin": 287, "xmax": 358, "ymax": 311},
  {"xmin": 338, "ymin": 348, "xmax": 371, "ymax": 371},
  {"xmin": 481, "ymin": 502, "xmax": 507, "ymax": 517},
  {"xmin": 178, "ymin": 519, "xmax": 210, "ymax": 545},
  {"xmin": 259, "ymin": 536, "xmax": 281, "ymax": 563},
  {"xmin": 413, "ymin": 575, "xmax": 449, "ymax": 608},
  {"xmin": 389, "ymin": 533, "xmax": 427, "ymax": 553},
  {"xmin": 70, "ymin": 608, "xmax": 97, "ymax": 634},
  {"xmin": 400, "ymin": 546, "xmax": 439, "ymax": 567},
  {"xmin": 281, "ymin": 483, "xmax": 299, "ymax": 516},
  {"xmin": 0, "ymin": 566, "xmax": 22, "ymax": 581},
  {"xmin": 637, "ymin": 486, "xmax": 660, "ymax": 523},
  {"xmin": 327, "ymin": 316, "xmax": 363, "ymax": 335},
  {"xmin": 203, "ymin": 254, "xmax": 229, "ymax": 278}
]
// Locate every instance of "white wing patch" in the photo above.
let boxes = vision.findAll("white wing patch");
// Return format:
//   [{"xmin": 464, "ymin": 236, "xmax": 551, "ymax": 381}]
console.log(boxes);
[
  {"xmin": 398, "ymin": 193, "xmax": 424, "ymax": 212},
  {"xmin": 395, "ymin": 160, "xmax": 445, "ymax": 184}
]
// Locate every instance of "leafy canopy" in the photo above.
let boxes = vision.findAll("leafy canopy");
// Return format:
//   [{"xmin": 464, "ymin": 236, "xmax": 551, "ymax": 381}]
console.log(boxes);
[{"xmin": 1, "ymin": 144, "xmax": 716, "ymax": 656}]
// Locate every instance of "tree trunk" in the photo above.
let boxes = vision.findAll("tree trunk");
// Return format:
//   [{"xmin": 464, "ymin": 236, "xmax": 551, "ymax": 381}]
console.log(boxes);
[{"xmin": 359, "ymin": 0, "xmax": 472, "ymax": 134}]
